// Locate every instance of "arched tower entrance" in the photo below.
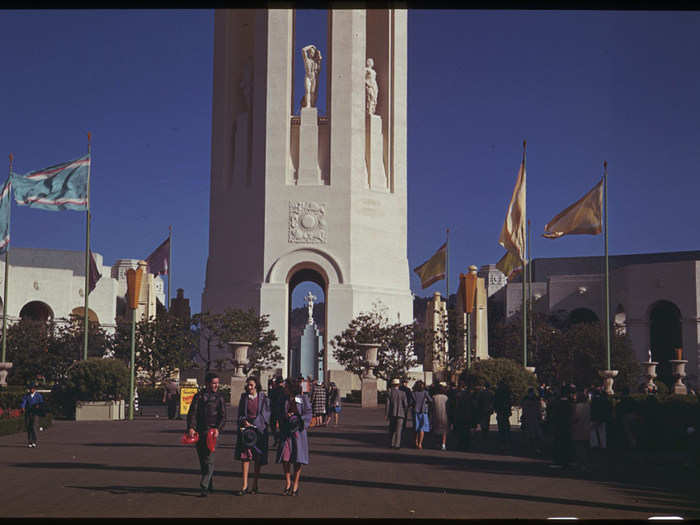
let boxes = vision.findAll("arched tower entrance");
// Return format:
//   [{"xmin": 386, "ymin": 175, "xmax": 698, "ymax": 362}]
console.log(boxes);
[
  {"xmin": 288, "ymin": 266, "xmax": 326, "ymax": 379},
  {"xmin": 202, "ymin": 9, "xmax": 414, "ymax": 386}
]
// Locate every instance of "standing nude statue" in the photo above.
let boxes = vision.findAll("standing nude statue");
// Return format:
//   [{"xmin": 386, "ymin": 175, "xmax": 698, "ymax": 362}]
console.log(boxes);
[
  {"xmin": 365, "ymin": 58, "xmax": 378, "ymax": 115},
  {"xmin": 301, "ymin": 44, "xmax": 322, "ymax": 109},
  {"xmin": 305, "ymin": 291, "xmax": 316, "ymax": 325}
]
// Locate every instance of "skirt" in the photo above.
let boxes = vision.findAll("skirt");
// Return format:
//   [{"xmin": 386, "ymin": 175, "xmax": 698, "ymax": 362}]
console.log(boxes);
[{"xmin": 414, "ymin": 412, "xmax": 431, "ymax": 432}]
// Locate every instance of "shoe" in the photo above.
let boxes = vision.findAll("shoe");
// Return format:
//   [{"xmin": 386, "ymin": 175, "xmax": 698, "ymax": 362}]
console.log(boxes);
[
  {"xmin": 27, "ymin": 444, "xmax": 33, "ymax": 448},
  {"xmin": 198, "ymin": 491, "xmax": 208, "ymax": 498},
  {"xmin": 292, "ymin": 488, "xmax": 300, "ymax": 496},
  {"xmin": 441, "ymin": 444, "xmax": 446, "ymax": 450},
  {"xmin": 247, "ymin": 487, "xmax": 258, "ymax": 495},
  {"xmin": 284, "ymin": 486, "xmax": 292, "ymax": 496}
]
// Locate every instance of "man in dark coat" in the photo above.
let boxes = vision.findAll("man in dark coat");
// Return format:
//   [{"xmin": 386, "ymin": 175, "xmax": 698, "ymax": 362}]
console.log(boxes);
[
  {"xmin": 21, "ymin": 383, "xmax": 44, "ymax": 448},
  {"xmin": 269, "ymin": 377, "xmax": 285, "ymax": 447},
  {"xmin": 547, "ymin": 385, "xmax": 575, "ymax": 469},
  {"xmin": 454, "ymin": 381, "xmax": 476, "ymax": 451},
  {"xmin": 385, "ymin": 378, "xmax": 408, "ymax": 449},
  {"xmin": 477, "ymin": 382, "xmax": 495, "ymax": 439},
  {"xmin": 187, "ymin": 372, "xmax": 226, "ymax": 497},
  {"xmin": 494, "ymin": 380, "xmax": 512, "ymax": 450}
]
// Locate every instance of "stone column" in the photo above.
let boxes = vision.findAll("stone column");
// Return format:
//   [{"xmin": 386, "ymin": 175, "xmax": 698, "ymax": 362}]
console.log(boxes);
[
  {"xmin": 297, "ymin": 107, "xmax": 322, "ymax": 185},
  {"xmin": 367, "ymin": 114, "xmax": 387, "ymax": 190},
  {"xmin": 358, "ymin": 343, "xmax": 379, "ymax": 408}
]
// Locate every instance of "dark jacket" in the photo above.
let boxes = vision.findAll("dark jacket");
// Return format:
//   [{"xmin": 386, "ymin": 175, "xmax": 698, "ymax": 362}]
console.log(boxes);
[
  {"xmin": 21, "ymin": 392, "xmax": 44, "ymax": 416},
  {"xmin": 494, "ymin": 385, "xmax": 512, "ymax": 417},
  {"xmin": 477, "ymin": 388, "xmax": 495, "ymax": 416},
  {"xmin": 454, "ymin": 390, "xmax": 476, "ymax": 427},
  {"xmin": 187, "ymin": 389, "xmax": 226, "ymax": 433},
  {"xmin": 269, "ymin": 384, "xmax": 285, "ymax": 418}
]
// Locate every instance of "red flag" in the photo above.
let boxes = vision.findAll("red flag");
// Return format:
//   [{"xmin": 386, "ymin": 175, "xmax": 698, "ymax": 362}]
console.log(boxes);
[
  {"xmin": 145, "ymin": 237, "xmax": 170, "ymax": 276},
  {"xmin": 88, "ymin": 250, "xmax": 102, "ymax": 294}
]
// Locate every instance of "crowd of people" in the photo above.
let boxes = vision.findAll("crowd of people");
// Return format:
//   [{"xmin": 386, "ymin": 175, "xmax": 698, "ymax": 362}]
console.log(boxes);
[{"xmin": 185, "ymin": 372, "xmax": 341, "ymax": 498}]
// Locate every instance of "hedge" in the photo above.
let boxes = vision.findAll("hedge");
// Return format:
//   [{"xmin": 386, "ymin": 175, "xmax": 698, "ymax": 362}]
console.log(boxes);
[{"xmin": 0, "ymin": 413, "xmax": 53, "ymax": 437}]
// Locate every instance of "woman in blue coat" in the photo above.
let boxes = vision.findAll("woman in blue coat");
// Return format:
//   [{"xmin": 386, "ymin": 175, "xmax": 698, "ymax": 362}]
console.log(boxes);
[
  {"xmin": 276, "ymin": 377, "xmax": 312, "ymax": 496},
  {"xmin": 234, "ymin": 376, "xmax": 270, "ymax": 495}
]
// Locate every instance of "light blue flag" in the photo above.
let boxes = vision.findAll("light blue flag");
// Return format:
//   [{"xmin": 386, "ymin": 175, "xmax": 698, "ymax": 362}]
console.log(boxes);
[
  {"xmin": 11, "ymin": 154, "xmax": 89, "ymax": 211},
  {"xmin": 0, "ymin": 178, "xmax": 11, "ymax": 255}
]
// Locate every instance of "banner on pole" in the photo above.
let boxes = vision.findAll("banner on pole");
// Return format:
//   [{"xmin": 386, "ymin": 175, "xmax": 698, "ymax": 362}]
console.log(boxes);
[
  {"xmin": 146, "ymin": 236, "xmax": 170, "ymax": 276},
  {"xmin": 0, "ymin": 179, "xmax": 11, "ymax": 255},
  {"xmin": 413, "ymin": 243, "xmax": 447, "ymax": 289},
  {"xmin": 11, "ymin": 155, "xmax": 89, "ymax": 211}
]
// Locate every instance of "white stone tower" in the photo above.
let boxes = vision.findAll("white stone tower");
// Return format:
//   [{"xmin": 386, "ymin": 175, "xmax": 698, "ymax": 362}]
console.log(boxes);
[{"xmin": 203, "ymin": 9, "xmax": 412, "ymax": 388}]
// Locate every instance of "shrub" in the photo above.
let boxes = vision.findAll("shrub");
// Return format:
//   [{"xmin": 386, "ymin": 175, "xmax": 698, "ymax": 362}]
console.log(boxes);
[
  {"xmin": 462, "ymin": 357, "xmax": 537, "ymax": 406},
  {"xmin": 0, "ymin": 413, "xmax": 53, "ymax": 437},
  {"xmin": 52, "ymin": 359, "xmax": 129, "ymax": 417}
]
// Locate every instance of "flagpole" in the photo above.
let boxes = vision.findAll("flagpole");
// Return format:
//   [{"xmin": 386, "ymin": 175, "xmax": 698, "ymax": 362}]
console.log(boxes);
[
  {"xmin": 83, "ymin": 133, "xmax": 92, "ymax": 361},
  {"xmin": 528, "ymin": 219, "xmax": 533, "ymax": 336},
  {"xmin": 522, "ymin": 140, "xmax": 528, "ymax": 367},
  {"xmin": 604, "ymin": 161, "xmax": 610, "ymax": 371},
  {"xmin": 2, "ymin": 154, "xmax": 12, "ymax": 363},
  {"xmin": 167, "ymin": 225, "xmax": 172, "ymax": 311},
  {"xmin": 445, "ymin": 228, "xmax": 449, "ymax": 303}
]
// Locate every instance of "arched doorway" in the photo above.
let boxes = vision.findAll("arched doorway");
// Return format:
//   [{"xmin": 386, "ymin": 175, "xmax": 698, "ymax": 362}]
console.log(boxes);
[
  {"xmin": 19, "ymin": 301, "xmax": 54, "ymax": 323},
  {"xmin": 288, "ymin": 267, "xmax": 326, "ymax": 381},
  {"xmin": 649, "ymin": 300, "xmax": 682, "ymax": 388},
  {"xmin": 568, "ymin": 307, "xmax": 599, "ymax": 326},
  {"xmin": 70, "ymin": 307, "xmax": 100, "ymax": 324}
]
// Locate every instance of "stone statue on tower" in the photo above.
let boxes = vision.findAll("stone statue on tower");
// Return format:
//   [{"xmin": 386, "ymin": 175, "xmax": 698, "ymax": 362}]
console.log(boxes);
[{"xmin": 305, "ymin": 291, "xmax": 316, "ymax": 325}]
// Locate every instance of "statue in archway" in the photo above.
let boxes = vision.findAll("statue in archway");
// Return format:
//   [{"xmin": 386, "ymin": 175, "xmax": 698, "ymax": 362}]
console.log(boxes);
[
  {"xmin": 301, "ymin": 44, "xmax": 322, "ymax": 109},
  {"xmin": 365, "ymin": 58, "xmax": 378, "ymax": 115},
  {"xmin": 305, "ymin": 291, "xmax": 316, "ymax": 325}
]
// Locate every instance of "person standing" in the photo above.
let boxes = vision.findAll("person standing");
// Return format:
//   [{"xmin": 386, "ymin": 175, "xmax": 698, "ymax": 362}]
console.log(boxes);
[
  {"xmin": 162, "ymin": 378, "xmax": 180, "ymax": 420},
  {"xmin": 385, "ymin": 378, "xmax": 408, "ymax": 449},
  {"xmin": 412, "ymin": 380, "xmax": 432, "ymax": 449},
  {"xmin": 571, "ymin": 389, "xmax": 591, "ymax": 471},
  {"xmin": 269, "ymin": 377, "xmax": 285, "ymax": 447},
  {"xmin": 494, "ymin": 380, "xmax": 512, "ymax": 451},
  {"xmin": 431, "ymin": 382, "xmax": 450, "ymax": 451},
  {"xmin": 235, "ymin": 377, "xmax": 270, "ymax": 496},
  {"xmin": 21, "ymin": 383, "xmax": 44, "ymax": 448},
  {"xmin": 454, "ymin": 382, "xmax": 476, "ymax": 452},
  {"xmin": 276, "ymin": 378, "xmax": 312, "ymax": 496},
  {"xmin": 310, "ymin": 379, "xmax": 327, "ymax": 429},
  {"xmin": 520, "ymin": 387, "xmax": 544, "ymax": 456},
  {"xmin": 400, "ymin": 379, "xmax": 414, "ymax": 433},
  {"xmin": 477, "ymin": 383, "xmax": 495, "ymax": 440},
  {"xmin": 327, "ymin": 382, "xmax": 341, "ymax": 426},
  {"xmin": 548, "ymin": 385, "xmax": 575, "ymax": 469},
  {"xmin": 186, "ymin": 372, "xmax": 226, "ymax": 497}
]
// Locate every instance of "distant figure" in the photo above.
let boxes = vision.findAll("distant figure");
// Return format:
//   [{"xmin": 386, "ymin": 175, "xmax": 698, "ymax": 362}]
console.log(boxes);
[
  {"xmin": 454, "ymin": 382, "xmax": 477, "ymax": 451},
  {"xmin": 494, "ymin": 380, "xmax": 512, "ymax": 451},
  {"xmin": 21, "ymin": 382, "xmax": 44, "ymax": 448},
  {"xmin": 411, "ymin": 380, "xmax": 432, "ymax": 449},
  {"xmin": 310, "ymin": 379, "xmax": 327, "ymax": 428},
  {"xmin": 431, "ymin": 382, "xmax": 450, "ymax": 451},
  {"xmin": 365, "ymin": 57, "xmax": 378, "ymax": 115},
  {"xmin": 548, "ymin": 385, "xmax": 575, "ymax": 469},
  {"xmin": 399, "ymin": 378, "xmax": 413, "ymax": 433},
  {"xmin": 327, "ymin": 382, "xmax": 342, "ymax": 426},
  {"xmin": 269, "ymin": 377, "xmax": 285, "ymax": 447},
  {"xmin": 301, "ymin": 44, "xmax": 322, "ymax": 108},
  {"xmin": 477, "ymin": 383, "xmax": 495, "ymax": 439},
  {"xmin": 385, "ymin": 378, "xmax": 408, "ymax": 449},
  {"xmin": 520, "ymin": 387, "xmax": 543, "ymax": 456},
  {"xmin": 571, "ymin": 390, "xmax": 591, "ymax": 471},
  {"xmin": 162, "ymin": 378, "xmax": 180, "ymax": 420}
]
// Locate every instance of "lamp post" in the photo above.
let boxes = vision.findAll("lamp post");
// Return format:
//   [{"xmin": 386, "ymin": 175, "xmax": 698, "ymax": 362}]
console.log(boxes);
[{"xmin": 126, "ymin": 266, "xmax": 143, "ymax": 421}]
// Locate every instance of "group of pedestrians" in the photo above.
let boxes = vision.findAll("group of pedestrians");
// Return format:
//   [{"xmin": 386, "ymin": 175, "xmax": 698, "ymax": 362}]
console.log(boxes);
[
  {"xmin": 385, "ymin": 377, "xmax": 506, "ymax": 451},
  {"xmin": 186, "ymin": 372, "xmax": 328, "ymax": 498}
]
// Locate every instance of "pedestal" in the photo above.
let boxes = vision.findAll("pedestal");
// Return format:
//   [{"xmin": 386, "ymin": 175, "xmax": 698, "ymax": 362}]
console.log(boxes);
[
  {"xmin": 0, "ymin": 362, "xmax": 12, "ymax": 387},
  {"xmin": 361, "ymin": 378, "xmax": 378, "ymax": 408},
  {"xmin": 230, "ymin": 376, "xmax": 247, "ymax": 401},
  {"xmin": 297, "ymin": 107, "xmax": 322, "ymax": 185},
  {"xmin": 670, "ymin": 360, "xmax": 688, "ymax": 395},
  {"xmin": 598, "ymin": 369, "xmax": 618, "ymax": 395},
  {"xmin": 366, "ymin": 114, "xmax": 387, "ymax": 190},
  {"xmin": 640, "ymin": 361, "xmax": 658, "ymax": 393}
]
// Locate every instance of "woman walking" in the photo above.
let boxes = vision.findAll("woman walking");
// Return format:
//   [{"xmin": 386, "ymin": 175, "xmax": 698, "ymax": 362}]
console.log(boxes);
[
  {"xmin": 310, "ymin": 379, "xmax": 327, "ymax": 429},
  {"xmin": 431, "ymin": 382, "xmax": 449, "ymax": 450},
  {"xmin": 327, "ymin": 382, "xmax": 341, "ymax": 426},
  {"xmin": 277, "ymin": 378, "xmax": 312, "ymax": 496},
  {"xmin": 234, "ymin": 376, "xmax": 270, "ymax": 495},
  {"xmin": 412, "ymin": 380, "xmax": 432, "ymax": 449}
]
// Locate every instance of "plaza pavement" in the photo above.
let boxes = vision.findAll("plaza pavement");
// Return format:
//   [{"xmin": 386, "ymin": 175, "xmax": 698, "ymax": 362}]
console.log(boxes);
[{"xmin": 0, "ymin": 403, "xmax": 698, "ymax": 519}]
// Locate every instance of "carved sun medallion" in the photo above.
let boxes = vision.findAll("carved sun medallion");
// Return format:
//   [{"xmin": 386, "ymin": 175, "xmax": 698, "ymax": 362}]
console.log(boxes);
[{"xmin": 289, "ymin": 201, "xmax": 327, "ymax": 243}]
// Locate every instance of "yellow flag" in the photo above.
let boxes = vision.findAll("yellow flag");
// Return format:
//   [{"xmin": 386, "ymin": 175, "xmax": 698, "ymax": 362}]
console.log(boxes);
[
  {"xmin": 543, "ymin": 178, "xmax": 603, "ymax": 239},
  {"xmin": 496, "ymin": 250, "xmax": 523, "ymax": 281},
  {"xmin": 413, "ymin": 243, "xmax": 446, "ymax": 289},
  {"xmin": 499, "ymin": 162, "xmax": 526, "ymax": 261}
]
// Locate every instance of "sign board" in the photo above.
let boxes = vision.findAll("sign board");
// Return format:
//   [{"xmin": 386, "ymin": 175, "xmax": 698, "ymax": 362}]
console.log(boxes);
[{"xmin": 180, "ymin": 386, "xmax": 199, "ymax": 416}]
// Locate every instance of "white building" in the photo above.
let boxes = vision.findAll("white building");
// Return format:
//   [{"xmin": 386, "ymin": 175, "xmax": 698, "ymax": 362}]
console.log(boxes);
[{"xmin": 0, "ymin": 247, "xmax": 164, "ymax": 332}]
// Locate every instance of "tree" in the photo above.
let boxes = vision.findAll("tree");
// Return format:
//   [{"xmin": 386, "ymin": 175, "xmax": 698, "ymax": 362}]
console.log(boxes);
[
  {"xmin": 6, "ymin": 319, "xmax": 55, "ymax": 385},
  {"xmin": 462, "ymin": 357, "xmax": 538, "ymax": 406},
  {"xmin": 375, "ymin": 321, "xmax": 420, "ymax": 382},
  {"xmin": 192, "ymin": 311, "xmax": 225, "ymax": 373}
]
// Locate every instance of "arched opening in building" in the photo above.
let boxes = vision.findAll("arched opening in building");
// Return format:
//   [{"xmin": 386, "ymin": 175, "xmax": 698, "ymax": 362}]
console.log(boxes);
[
  {"xmin": 568, "ymin": 307, "xmax": 599, "ymax": 326},
  {"xmin": 293, "ymin": 10, "xmax": 329, "ymax": 116},
  {"xmin": 70, "ymin": 307, "xmax": 100, "ymax": 325},
  {"xmin": 288, "ymin": 267, "xmax": 326, "ymax": 381},
  {"xmin": 649, "ymin": 300, "xmax": 682, "ymax": 388},
  {"xmin": 614, "ymin": 304, "xmax": 627, "ymax": 336},
  {"xmin": 19, "ymin": 301, "xmax": 54, "ymax": 323}
]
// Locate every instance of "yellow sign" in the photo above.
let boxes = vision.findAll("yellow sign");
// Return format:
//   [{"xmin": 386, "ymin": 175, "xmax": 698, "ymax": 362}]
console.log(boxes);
[{"xmin": 180, "ymin": 386, "xmax": 199, "ymax": 416}]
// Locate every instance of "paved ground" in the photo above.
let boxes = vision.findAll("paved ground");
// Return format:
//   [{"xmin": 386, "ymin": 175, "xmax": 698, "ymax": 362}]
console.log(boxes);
[{"xmin": 1, "ymin": 403, "xmax": 698, "ymax": 519}]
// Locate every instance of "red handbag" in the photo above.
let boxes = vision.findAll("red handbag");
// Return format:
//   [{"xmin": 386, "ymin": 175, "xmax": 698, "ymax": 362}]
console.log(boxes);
[
  {"xmin": 206, "ymin": 428, "xmax": 218, "ymax": 452},
  {"xmin": 181, "ymin": 431, "xmax": 199, "ymax": 445}
]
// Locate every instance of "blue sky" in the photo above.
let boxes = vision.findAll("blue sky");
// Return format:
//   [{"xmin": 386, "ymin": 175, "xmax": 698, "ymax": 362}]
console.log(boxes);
[{"xmin": 1, "ymin": 10, "xmax": 699, "ymax": 314}]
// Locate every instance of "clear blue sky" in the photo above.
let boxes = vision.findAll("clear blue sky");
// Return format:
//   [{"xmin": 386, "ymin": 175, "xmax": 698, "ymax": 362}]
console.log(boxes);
[{"xmin": 1, "ymin": 10, "xmax": 699, "ymax": 314}]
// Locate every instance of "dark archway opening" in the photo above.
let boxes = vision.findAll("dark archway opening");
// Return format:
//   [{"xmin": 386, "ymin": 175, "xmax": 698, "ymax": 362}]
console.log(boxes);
[
  {"xmin": 19, "ymin": 301, "xmax": 54, "ymax": 323},
  {"xmin": 649, "ymin": 300, "xmax": 682, "ymax": 388},
  {"xmin": 568, "ymin": 307, "xmax": 599, "ymax": 326},
  {"xmin": 288, "ymin": 268, "xmax": 326, "ymax": 382}
]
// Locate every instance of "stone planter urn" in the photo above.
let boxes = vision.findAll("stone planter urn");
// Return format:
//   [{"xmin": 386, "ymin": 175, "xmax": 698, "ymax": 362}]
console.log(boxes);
[
  {"xmin": 640, "ymin": 361, "xmax": 659, "ymax": 393},
  {"xmin": 228, "ymin": 341, "xmax": 252, "ymax": 378},
  {"xmin": 358, "ymin": 343, "xmax": 379, "ymax": 379},
  {"xmin": 669, "ymin": 360, "xmax": 688, "ymax": 395},
  {"xmin": 0, "ymin": 362, "xmax": 12, "ymax": 387},
  {"xmin": 524, "ymin": 366, "xmax": 536, "ymax": 377},
  {"xmin": 598, "ymin": 369, "xmax": 618, "ymax": 395}
]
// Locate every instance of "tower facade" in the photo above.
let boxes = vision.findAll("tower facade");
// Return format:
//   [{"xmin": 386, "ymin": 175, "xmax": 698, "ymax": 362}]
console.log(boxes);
[{"xmin": 203, "ymin": 9, "xmax": 412, "ymax": 384}]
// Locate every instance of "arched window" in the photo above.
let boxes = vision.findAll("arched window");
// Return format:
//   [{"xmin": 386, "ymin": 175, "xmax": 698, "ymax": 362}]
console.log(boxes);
[{"xmin": 19, "ymin": 301, "xmax": 54, "ymax": 323}]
